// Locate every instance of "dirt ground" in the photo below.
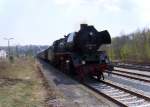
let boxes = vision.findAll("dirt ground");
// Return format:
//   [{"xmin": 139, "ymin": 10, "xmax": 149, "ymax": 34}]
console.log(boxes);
[{"xmin": 0, "ymin": 58, "xmax": 50, "ymax": 107}]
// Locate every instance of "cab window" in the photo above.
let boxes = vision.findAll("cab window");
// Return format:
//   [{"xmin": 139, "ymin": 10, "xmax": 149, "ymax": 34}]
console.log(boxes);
[{"xmin": 67, "ymin": 32, "xmax": 75, "ymax": 42}]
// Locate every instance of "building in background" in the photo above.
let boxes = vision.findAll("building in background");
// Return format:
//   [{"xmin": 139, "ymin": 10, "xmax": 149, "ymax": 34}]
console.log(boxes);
[{"xmin": 0, "ymin": 49, "xmax": 7, "ymax": 59}]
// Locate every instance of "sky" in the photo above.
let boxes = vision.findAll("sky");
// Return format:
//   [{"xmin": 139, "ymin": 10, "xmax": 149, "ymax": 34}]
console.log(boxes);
[{"xmin": 0, "ymin": 0, "xmax": 150, "ymax": 46}]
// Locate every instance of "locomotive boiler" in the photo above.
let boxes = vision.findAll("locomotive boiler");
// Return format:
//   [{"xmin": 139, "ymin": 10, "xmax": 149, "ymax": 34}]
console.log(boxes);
[{"xmin": 38, "ymin": 24, "xmax": 113, "ymax": 80}]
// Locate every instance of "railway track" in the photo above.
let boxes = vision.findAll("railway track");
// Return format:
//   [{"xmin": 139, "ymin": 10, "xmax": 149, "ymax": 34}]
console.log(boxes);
[
  {"xmin": 40, "ymin": 59, "xmax": 150, "ymax": 106},
  {"xmin": 114, "ymin": 63, "xmax": 150, "ymax": 72},
  {"xmin": 83, "ymin": 80, "xmax": 150, "ymax": 107},
  {"xmin": 106, "ymin": 69, "xmax": 150, "ymax": 83},
  {"xmin": 114, "ymin": 69, "xmax": 150, "ymax": 78}
]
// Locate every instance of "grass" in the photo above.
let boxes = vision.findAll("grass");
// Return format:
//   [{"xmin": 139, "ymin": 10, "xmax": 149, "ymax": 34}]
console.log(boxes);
[{"xmin": 0, "ymin": 57, "xmax": 49, "ymax": 107}]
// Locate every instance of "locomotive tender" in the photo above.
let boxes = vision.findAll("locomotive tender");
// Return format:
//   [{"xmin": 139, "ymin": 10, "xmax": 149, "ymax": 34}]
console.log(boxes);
[{"xmin": 38, "ymin": 24, "xmax": 113, "ymax": 80}]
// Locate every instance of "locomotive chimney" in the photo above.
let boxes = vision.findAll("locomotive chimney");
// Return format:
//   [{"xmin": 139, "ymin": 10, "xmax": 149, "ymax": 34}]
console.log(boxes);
[{"xmin": 80, "ymin": 24, "xmax": 88, "ymax": 30}]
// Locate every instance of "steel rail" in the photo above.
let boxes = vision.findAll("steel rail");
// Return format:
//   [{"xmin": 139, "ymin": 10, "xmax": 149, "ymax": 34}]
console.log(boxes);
[
  {"xmin": 115, "ymin": 65, "xmax": 150, "ymax": 72},
  {"xmin": 109, "ymin": 71, "xmax": 150, "ymax": 83},
  {"xmin": 82, "ymin": 80, "xmax": 150, "ymax": 107},
  {"xmin": 100, "ymin": 80, "xmax": 150, "ymax": 101},
  {"xmin": 114, "ymin": 69, "xmax": 150, "ymax": 78},
  {"xmin": 82, "ymin": 82, "xmax": 128, "ymax": 107}
]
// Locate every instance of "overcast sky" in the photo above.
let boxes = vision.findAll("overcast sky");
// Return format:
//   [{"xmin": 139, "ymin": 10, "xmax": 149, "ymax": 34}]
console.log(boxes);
[{"xmin": 0, "ymin": 0, "xmax": 150, "ymax": 46}]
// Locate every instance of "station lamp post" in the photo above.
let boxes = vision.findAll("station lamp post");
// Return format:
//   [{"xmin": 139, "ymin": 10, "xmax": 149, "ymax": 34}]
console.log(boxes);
[{"xmin": 3, "ymin": 38, "xmax": 14, "ymax": 59}]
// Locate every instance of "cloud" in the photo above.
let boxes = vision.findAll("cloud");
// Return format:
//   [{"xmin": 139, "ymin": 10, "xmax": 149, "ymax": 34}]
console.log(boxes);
[
  {"xmin": 54, "ymin": 0, "xmax": 82, "ymax": 6},
  {"xmin": 134, "ymin": 0, "xmax": 150, "ymax": 24},
  {"xmin": 0, "ymin": 0, "xmax": 150, "ymax": 46},
  {"xmin": 95, "ymin": 0, "xmax": 121, "ymax": 12},
  {"xmin": 52, "ymin": 0, "xmax": 121, "ymax": 29},
  {"xmin": 53, "ymin": 0, "xmax": 121, "ymax": 12}
]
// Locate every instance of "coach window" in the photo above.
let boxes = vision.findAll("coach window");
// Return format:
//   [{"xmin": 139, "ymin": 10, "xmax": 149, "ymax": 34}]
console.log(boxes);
[{"xmin": 67, "ymin": 32, "xmax": 75, "ymax": 43}]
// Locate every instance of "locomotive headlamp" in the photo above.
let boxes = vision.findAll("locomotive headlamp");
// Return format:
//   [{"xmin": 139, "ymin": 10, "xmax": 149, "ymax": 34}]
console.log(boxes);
[
  {"xmin": 66, "ymin": 60, "xmax": 70, "ymax": 63},
  {"xmin": 82, "ymin": 60, "xmax": 86, "ymax": 64},
  {"xmin": 89, "ymin": 32, "xmax": 93, "ymax": 36}
]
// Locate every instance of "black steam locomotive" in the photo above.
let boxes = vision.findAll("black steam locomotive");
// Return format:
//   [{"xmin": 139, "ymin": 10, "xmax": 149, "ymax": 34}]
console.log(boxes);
[{"xmin": 38, "ymin": 24, "xmax": 113, "ymax": 80}]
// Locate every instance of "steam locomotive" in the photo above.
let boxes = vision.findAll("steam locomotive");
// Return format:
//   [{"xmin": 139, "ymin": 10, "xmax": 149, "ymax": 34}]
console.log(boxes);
[{"xmin": 38, "ymin": 24, "xmax": 113, "ymax": 80}]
